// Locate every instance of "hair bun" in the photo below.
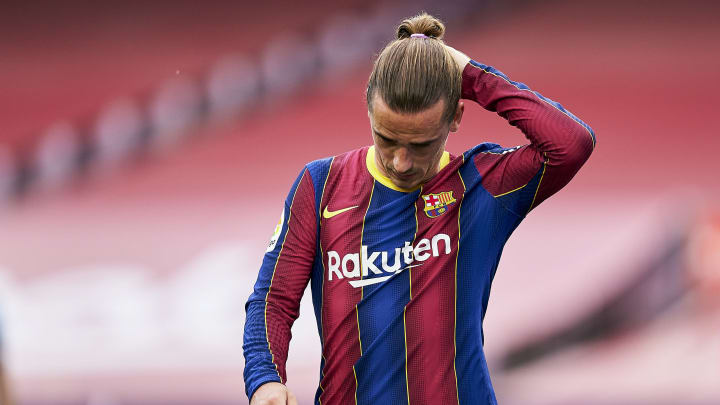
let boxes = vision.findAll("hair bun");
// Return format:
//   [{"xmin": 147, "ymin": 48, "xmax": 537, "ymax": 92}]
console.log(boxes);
[{"xmin": 396, "ymin": 12, "xmax": 445, "ymax": 40}]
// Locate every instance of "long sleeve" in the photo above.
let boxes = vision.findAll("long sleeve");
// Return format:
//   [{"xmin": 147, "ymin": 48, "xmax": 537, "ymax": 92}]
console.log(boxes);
[
  {"xmin": 243, "ymin": 167, "xmax": 318, "ymax": 401},
  {"xmin": 462, "ymin": 60, "xmax": 596, "ymax": 215}
]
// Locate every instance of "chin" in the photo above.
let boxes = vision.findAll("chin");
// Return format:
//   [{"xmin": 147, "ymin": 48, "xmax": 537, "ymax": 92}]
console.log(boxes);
[{"xmin": 393, "ymin": 177, "xmax": 420, "ymax": 189}]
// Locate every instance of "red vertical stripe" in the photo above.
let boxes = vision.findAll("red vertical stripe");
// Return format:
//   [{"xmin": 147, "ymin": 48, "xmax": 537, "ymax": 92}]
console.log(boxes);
[
  {"xmin": 265, "ymin": 170, "xmax": 317, "ymax": 381},
  {"xmin": 405, "ymin": 169, "xmax": 464, "ymax": 405},
  {"xmin": 319, "ymin": 150, "xmax": 374, "ymax": 405}
]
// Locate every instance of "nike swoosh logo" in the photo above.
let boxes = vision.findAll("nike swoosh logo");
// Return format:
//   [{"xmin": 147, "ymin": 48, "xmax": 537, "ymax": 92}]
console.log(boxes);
[
  {"xmin": 323, "ymin": 205, "xmax": 359, "ymax": 219},
  {"xmin": 348, "ymin": 264, "xmax": 423, "ymax": 288}
]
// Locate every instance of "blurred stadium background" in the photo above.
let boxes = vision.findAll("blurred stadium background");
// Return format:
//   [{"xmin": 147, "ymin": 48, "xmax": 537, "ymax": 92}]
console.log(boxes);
[{"xmin": 0, "ymin": 0, "xmax": 718, "ymax": 404}]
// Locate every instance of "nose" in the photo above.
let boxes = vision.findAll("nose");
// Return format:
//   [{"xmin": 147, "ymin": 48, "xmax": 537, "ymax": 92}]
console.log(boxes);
[{"xmin": 393, "ymin": 147, "xmax": 413, "ymax": 174}]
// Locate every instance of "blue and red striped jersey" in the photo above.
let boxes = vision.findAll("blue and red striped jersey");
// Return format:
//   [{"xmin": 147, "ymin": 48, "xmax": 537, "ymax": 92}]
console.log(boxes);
[{"xmin": 243, "ymin": 60, "xmax": 595, "ymax": 404}]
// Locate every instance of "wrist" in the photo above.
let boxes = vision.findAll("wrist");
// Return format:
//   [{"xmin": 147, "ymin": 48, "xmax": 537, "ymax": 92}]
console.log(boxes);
[
  {"xmin": 249, "ymin": 379, "xmax": 284, "ymax": 403},
  {"xmin": 445, "ymin": 45, "xmax": 470, "ymax": 71}
]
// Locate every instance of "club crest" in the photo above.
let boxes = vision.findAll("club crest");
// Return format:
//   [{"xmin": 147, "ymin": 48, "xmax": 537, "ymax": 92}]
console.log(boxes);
[{"xmin": 422, "ymin": 191, "xmax": 456, "ymax": 218}]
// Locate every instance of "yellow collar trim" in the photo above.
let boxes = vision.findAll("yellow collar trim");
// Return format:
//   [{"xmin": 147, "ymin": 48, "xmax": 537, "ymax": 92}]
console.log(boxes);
[{"xmin": 366, "ymin": 146, "xmax": 450, "ymax": 193}]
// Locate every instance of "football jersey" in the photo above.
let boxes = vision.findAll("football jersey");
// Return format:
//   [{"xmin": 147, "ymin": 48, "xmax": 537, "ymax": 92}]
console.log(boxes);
[{"xmin": 243, "ymin": 60, "xmax": 595, "ymax": 404}]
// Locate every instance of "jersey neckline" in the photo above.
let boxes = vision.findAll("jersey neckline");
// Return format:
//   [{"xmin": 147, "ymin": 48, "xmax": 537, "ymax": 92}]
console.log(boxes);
[{"xmin": 365, "ymin": 146, "xmax": 451, "ymax": 193}]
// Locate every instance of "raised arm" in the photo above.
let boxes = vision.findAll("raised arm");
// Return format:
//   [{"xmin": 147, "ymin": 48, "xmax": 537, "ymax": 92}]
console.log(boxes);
[
  {"xmin": 243, "ymin": 167, "xmax": 317, "ymax": 403},
  {"xmin": 448, "ymin": 46, "xmax": 595, "ymax": 215}
]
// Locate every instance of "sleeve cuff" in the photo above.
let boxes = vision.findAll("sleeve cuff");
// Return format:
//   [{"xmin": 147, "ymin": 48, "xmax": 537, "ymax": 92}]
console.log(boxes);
[
  {"xmin": 461, "ymin": 60, "xmax": 484, "ymax": 100},
  {"xmin": 246, "ymin": 375, "xmax": 283, "ymax": 402}
]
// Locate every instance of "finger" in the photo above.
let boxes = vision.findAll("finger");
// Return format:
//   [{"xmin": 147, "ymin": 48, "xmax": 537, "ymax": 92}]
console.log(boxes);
[
  {"xmin": 270, "ymin": 392, "xmax": 288, "ymax": 405},
  {"xmin": 287, "ymin": 390, "xmax": 298, "ymax": 405}
]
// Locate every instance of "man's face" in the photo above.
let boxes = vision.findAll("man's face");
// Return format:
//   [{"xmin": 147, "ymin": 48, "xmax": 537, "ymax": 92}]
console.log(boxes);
[{"xmin": 368, "ymin": 94, "xmax": 463, "ymax": 190}]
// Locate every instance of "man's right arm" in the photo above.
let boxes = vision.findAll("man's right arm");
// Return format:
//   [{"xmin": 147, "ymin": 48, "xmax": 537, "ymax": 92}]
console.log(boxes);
[{"xmin": 243, "ymin": 166, "xmax": 318, "ymax": 402}]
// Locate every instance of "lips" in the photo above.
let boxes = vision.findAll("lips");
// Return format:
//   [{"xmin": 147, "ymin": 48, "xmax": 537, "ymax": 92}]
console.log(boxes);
[{"xmin": 393, "ymin": 172, "xmax": 416, "ymax": 181}]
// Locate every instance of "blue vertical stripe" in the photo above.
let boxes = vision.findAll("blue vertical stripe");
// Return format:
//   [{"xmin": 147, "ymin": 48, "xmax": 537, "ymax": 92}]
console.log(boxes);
[
  {"xmin": 454, "ymin": 155, "xmax": 525, "ymax": 405},
  {"xmin": 354, "ymin": 182, "xmax": 419, "ymax": 405}
]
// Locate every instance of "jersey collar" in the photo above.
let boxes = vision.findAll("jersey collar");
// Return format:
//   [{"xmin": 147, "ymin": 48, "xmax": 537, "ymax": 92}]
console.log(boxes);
[{"xmin": 366, "ymin": 146, "xmax": 450, "ymax": 192}]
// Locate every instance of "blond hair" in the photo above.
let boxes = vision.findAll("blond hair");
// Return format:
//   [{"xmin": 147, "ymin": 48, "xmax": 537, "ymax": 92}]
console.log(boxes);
[{"xmin": 366, "ymin": 13, "xmax": 462, "ymax": 123}]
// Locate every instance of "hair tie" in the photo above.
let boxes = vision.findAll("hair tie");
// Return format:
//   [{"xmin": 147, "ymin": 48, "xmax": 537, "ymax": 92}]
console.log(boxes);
[{"xmin": 410, "ymin": 33, "xmax": 428, "ymax": 38}]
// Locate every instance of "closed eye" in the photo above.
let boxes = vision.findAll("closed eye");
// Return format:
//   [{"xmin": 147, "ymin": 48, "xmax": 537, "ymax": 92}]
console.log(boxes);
[
  {"xmin": 411, "ymin": 140, "xmax": 434, "ymax": 148},
  {"xmin": 374, "ymin": 131, "xmax": 396, "ymax": 145},
  {"xmin": 374, "ymin": 129, "xmax": 437, "ymax": 149}
]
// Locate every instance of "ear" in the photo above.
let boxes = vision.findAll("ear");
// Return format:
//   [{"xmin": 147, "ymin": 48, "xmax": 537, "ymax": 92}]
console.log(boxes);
[{"xmin": 449, "ymin": 100, "xmax": 464, "ymax": 133}]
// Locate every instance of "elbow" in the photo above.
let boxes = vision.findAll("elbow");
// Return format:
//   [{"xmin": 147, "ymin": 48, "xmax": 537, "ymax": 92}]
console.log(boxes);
[
  {"xmin": 567, "ymin": 126, "xmax": 595, "ymax": 166},
  {"xmin": 586, "ymin": 124, "xmax": 597, "ymax": 151},
  {"xmin": 548, "ymin": 125, "xmax": 595, "ymax": 169}
]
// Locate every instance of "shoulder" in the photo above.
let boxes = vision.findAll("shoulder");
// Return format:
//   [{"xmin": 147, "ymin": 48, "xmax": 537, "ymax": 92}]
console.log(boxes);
[
  {"xmin": 464, "ymin": 142, "xmax": 524, "ymax": 157},
  {"xmin": 305, "ymin": 146, "xmax": 369, "ymax": 181},
  {"xmin": 462, "ymin": 142, "xmax": 527, "ymax": 167},
  {"xmin": 460, "ymin": 141, "xmax": 542, "ymax": 198},
  {"xmin": 299, "ymin": 146, "xmax": 369, "ymax": 199},
  {"xmin": 304, "ymin": 156, "xmax": 334, "ymax": 181}
]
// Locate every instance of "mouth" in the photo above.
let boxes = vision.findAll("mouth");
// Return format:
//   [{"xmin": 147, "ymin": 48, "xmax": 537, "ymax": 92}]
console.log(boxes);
[{"xmin": 392, "ymin": 172, "xmax": 417, "ymax": 182}]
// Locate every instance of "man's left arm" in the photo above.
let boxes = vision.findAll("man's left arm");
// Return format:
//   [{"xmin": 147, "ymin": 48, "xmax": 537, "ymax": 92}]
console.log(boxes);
[{"xmin": 449, "ymin": 46, "xmax": 596, "ymax": 215}]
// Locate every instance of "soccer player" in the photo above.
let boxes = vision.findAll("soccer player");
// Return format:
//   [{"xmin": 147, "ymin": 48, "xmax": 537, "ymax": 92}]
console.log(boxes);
[{"xmin": 243, "ymin": 13, "xmax": 595, "ymax": 405}]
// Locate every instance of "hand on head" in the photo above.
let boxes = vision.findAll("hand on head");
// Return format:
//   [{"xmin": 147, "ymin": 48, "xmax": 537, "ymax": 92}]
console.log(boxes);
[{"xmin": 444, "ymin": 44, "xmax": 471, "ymax": 71}]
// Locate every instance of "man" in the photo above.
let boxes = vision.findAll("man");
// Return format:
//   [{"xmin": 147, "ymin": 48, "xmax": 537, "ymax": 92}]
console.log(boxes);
[{"xmin": 243, "ymin": 13, "xmax": 595, "ymax": 405}]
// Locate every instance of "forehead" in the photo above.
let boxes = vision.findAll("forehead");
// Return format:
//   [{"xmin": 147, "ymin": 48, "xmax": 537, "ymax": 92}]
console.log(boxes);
[{"xmin": 370, "ymin": 94, "xmax": 446, "ymax": 138}]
